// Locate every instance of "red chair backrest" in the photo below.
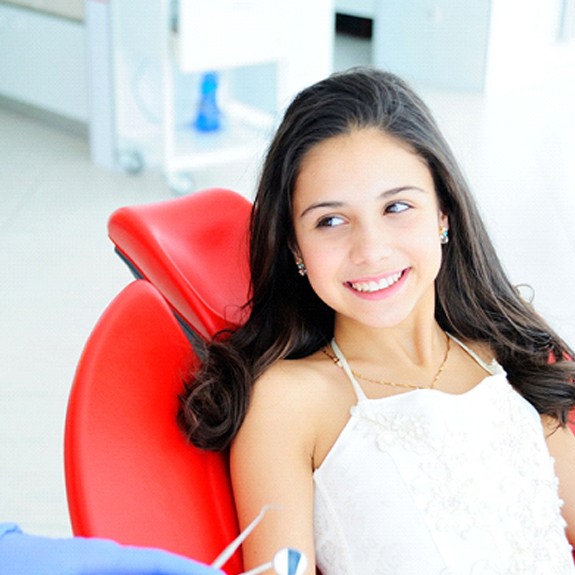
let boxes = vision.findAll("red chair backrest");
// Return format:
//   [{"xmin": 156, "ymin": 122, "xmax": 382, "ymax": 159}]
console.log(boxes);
[
  {"xmin": 64, "ymin": 280, "xmax": 242, "ymax": 573},
  {"xmin": 108, "ymin": 188, "xmax": 252, "ymax": 340}
]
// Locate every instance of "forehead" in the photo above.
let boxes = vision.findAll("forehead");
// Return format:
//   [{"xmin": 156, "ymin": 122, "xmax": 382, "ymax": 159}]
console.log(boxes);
[{"xmin": 294, "ymin": 128, "xmax": 434, "ymax": 205}]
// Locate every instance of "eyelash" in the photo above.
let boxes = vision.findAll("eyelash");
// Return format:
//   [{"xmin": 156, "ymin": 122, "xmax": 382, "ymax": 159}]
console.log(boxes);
[
  {"xmin": 316, "ymin": 215, "xmax": 345, "ymax": 228},
  {"xmin": 316, "ymin": 202, "xmax": 411, "ymax": 227},
  {"xmin": 385, "ymin": 201, "xmax": 411, "ymax": 214}
]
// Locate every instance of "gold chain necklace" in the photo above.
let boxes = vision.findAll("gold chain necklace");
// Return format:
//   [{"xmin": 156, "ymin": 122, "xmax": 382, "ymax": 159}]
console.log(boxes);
[{"xmin": 322, "ymin": 334, "xmax": 450, "ymax": 391}]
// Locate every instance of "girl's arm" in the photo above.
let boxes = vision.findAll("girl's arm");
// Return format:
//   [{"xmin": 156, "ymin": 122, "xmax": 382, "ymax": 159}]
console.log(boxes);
[
  {"xmin": 543, "ymin": 416, "xmax": 575, "ymax": 545},
  {"xmin": 230, "ymin": 362, "xmax": 319, "ymax": 574}
]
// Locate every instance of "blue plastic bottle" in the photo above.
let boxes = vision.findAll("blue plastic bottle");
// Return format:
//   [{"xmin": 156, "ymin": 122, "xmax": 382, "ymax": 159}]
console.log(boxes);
[{"xmin": 194, "ymin": 72, "xmax": 222, "ymax": 132}]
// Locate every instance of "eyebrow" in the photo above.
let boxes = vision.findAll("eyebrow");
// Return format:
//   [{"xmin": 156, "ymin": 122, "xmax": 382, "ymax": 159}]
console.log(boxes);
[{"xmin": 298, "ymin": 186, "xmax": 426, "ymax": 218}]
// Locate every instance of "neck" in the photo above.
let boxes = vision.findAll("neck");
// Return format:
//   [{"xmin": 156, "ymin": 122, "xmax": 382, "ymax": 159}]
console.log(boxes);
[{"xmin": 333, "ymin": 317, "xmax": 446, "ymax": 369}]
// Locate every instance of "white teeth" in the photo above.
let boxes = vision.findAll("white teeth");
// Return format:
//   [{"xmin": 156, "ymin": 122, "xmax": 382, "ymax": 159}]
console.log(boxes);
[{"xmin": 351, "ymin": 272, "xmax": 402, "ymax": 293}]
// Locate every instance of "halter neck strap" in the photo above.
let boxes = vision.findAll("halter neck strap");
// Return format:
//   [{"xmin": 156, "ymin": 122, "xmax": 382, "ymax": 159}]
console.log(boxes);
[
  {"xmin": 330, "ymin": 339, "xmax": 368, "ymax": 401},
  {"xmin": 445, "ymin": 333, "xmax": 503, "ymax": 375}
]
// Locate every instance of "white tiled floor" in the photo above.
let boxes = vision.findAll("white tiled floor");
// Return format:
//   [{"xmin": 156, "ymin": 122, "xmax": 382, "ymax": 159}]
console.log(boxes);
[{"xmin": 1, "ymin": 34, "xmax": 574, "ymax": 538}]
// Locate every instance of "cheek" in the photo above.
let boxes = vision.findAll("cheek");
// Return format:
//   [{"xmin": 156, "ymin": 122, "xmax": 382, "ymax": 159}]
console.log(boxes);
[
  {"xmin": 402, "ymin": 227, "xmax": 444, "ymax": 275},
  {"xmin": 298, "ymin": 244, "xmax": 343, "ymax": 297},
  {"xmin": 303, "ymin": 246, "xmax": 339, "ymax": 280},
  {"xmin": 305, "ymin": 264, "xmax": 343, "ymax": 313}
]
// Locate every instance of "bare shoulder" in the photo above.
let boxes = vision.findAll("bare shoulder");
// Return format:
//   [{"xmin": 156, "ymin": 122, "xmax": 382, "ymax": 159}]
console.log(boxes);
[
  {"xmin": 236, "ymin": 349, "xmax": 356, "ymax": 464},
  {"xmin": 253, "ymin": 352, "xmax": 338, "ymax": 405},
  {"xmin": 247, "ymin": 352, "xmax": 347, "ymax": 431},
  {"xmin": 541, "ymin": 415, "xmax": 575, "ymax": 444}
]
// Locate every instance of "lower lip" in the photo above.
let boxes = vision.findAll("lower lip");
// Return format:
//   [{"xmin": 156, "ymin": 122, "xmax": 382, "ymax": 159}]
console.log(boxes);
[{"xmin": 346, "ymin": 268, "xmax": 410, "ymax": 300}]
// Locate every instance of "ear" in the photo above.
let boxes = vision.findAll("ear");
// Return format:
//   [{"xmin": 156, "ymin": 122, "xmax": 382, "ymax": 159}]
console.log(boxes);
[
  {"xmin": 288, "ymin": 239, "xmax": 301, "ymax": 260},
  {"xmin": 439, "ymin": 212, "xmax": 449, "ymax": 230}
]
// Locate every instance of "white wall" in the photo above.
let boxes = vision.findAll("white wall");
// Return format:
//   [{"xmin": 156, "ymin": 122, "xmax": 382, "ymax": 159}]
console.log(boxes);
[
  {"xmin": 368, "ymin": 0, "xmax": 568, "ymax": 93},
  {"xmin": 485, "ymin": 0, "xmax": 565, "ymax": 93},
  {"xmin": 372, "ymin": 0, "xmax": 491, "ymax": 92}
]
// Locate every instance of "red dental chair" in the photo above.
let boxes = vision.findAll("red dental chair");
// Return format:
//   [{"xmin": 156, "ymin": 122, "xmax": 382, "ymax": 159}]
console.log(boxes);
[
  {"xmin": 107, "ymin": 188, "xmax": 252, "ymax": 344},
  {"xmin": 64, "ymin": 280, "xmax": 243, "ymax": 573},
  {"xmin": 66, "ymin": 189, "xmax": 254, "ymax": 573}
]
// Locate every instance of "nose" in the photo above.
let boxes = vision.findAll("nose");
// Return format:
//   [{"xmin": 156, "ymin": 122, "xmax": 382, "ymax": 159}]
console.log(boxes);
[{"xmin": 349, "ymin": 220, "xmax": 392, "ymax": 266}]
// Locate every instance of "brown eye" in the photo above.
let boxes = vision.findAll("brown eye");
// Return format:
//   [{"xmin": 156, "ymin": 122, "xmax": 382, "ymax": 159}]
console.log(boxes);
[{"xmin": 317, "ymin": 215, "xmax": 345, "ymax": 228}]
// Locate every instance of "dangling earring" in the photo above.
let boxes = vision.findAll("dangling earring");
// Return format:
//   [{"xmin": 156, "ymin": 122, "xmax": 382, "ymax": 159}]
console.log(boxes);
[
  {"xmin": 295, "ymin": 256, "xmax": 307, "ymax": 276},
  {"xmin": 439, "ymin": 226, "xmax": 449, "ymax": 245}
]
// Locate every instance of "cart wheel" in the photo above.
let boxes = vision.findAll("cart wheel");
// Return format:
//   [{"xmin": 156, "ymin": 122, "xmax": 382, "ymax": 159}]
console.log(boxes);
[
  {"xmin": 117, "ymin": 149, "xmax": 145, "ymax": 175},
  {"xmin": 166, "ymin": 172, "xmax": 196, "ymax": 195}
]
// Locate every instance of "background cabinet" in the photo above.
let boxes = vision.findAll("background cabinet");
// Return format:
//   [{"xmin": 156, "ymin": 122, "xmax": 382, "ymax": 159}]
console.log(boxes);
[{"xmin": 88, "ymin": 0, "xmax": 334, "ymax": 192}]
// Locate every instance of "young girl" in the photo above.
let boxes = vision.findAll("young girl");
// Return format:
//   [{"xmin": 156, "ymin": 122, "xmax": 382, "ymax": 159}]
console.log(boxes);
[{"xmin": 179, "ymin": 68, "xmax": 575, "ymax": 574}]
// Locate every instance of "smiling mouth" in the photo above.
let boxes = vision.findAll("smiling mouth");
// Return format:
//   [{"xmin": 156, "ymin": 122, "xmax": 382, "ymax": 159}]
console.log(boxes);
[{"xmin": 348, "ymin": 270, "xmax": 405, "ymax": 293}]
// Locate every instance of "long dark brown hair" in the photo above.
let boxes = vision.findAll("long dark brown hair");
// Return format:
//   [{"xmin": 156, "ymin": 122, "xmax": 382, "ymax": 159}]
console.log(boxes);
[{"xmin": 179, "ymin": 67, "xmax": 575, "ymax": 451}]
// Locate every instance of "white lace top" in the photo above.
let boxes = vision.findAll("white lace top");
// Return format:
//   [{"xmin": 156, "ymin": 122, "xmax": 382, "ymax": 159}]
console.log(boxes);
[{"xmin": 313, "ymin": 335, "xmax": 574, "ymax": 575}]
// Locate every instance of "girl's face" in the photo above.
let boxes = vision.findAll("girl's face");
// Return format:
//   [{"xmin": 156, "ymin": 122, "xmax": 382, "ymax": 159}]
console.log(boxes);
[{"xmin": 292, "ymin": 128, "xmax": 447, "ymax": 332}]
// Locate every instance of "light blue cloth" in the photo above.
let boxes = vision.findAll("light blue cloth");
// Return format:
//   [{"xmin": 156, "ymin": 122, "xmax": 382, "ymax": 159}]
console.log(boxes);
[{"xmin": 0, "ymin": 523, "xmax": 223, "ymax": 575}]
